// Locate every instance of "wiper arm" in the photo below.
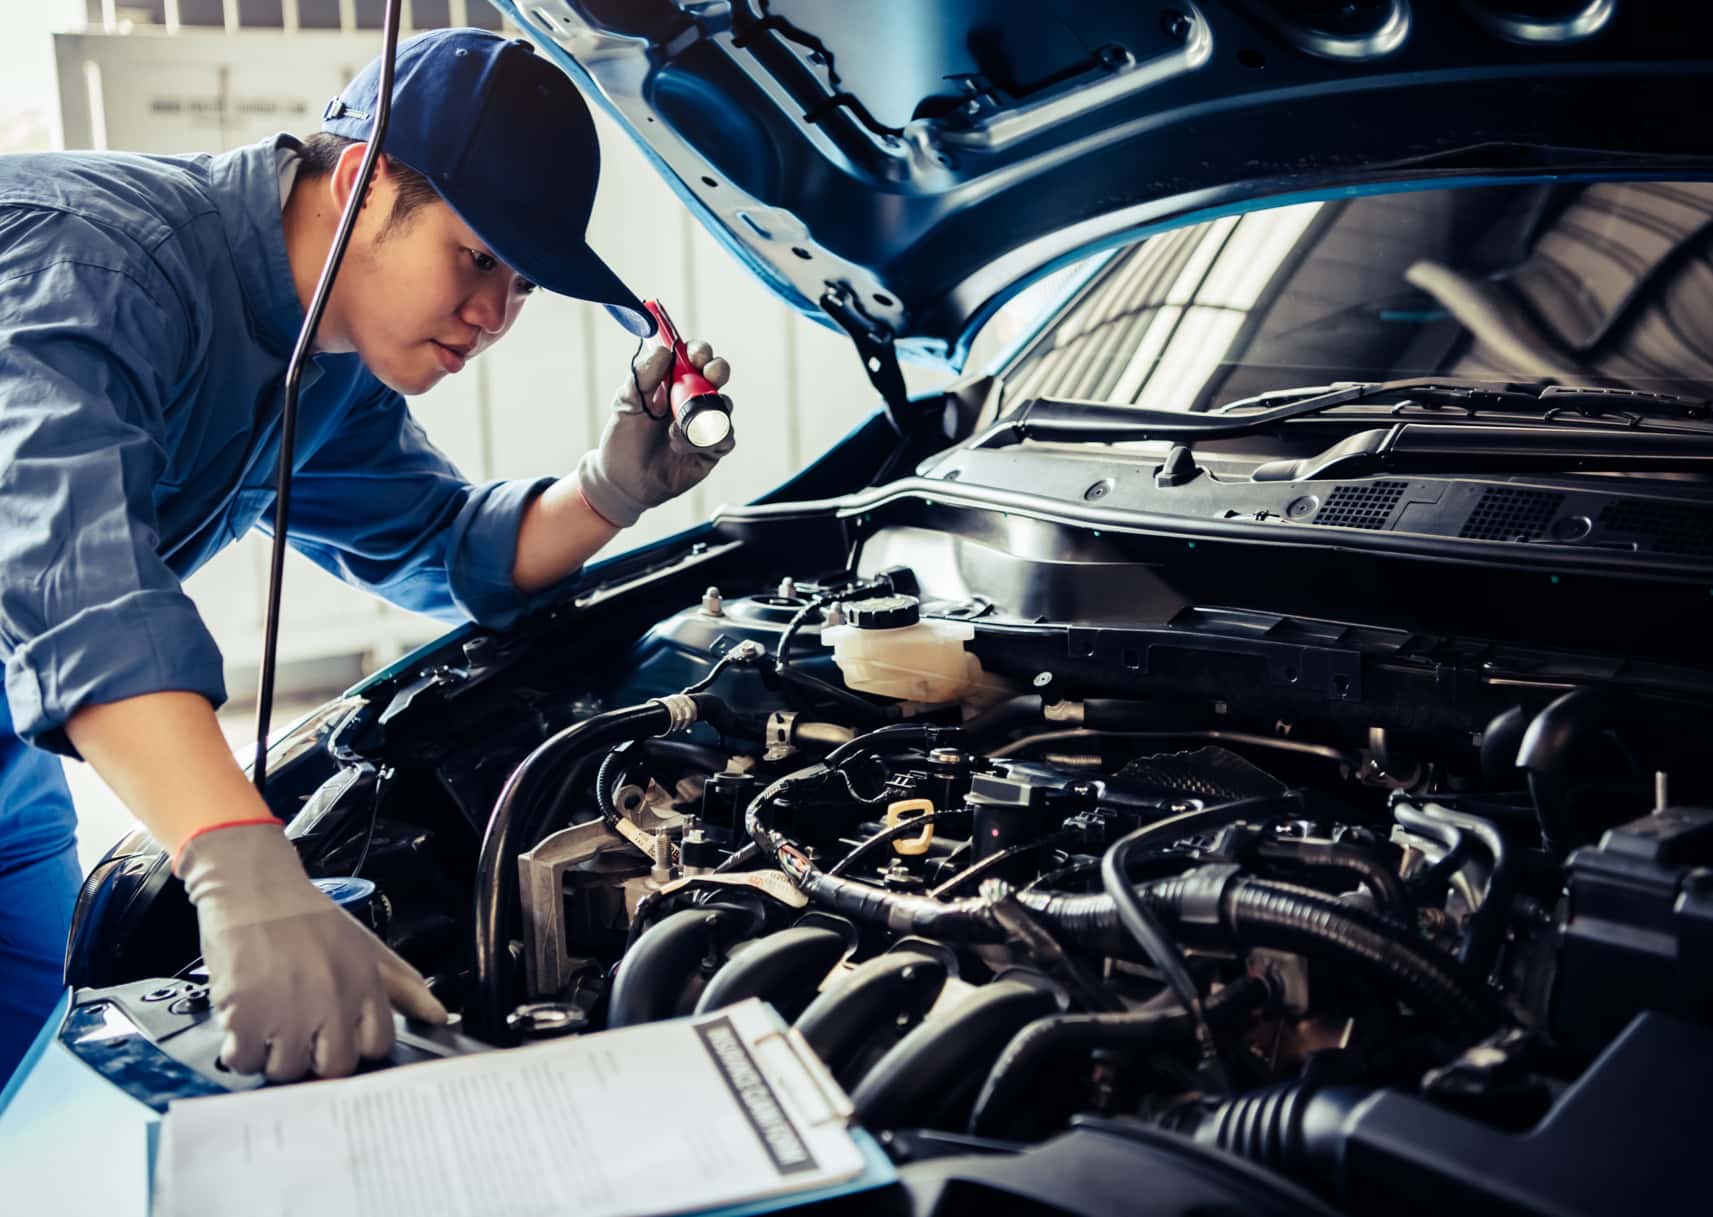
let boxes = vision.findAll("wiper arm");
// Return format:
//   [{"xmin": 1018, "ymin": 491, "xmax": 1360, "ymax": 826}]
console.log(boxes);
[
  {"xmin": 1251, "ymin": 423, "xmax": 1713, "ymax": 482},
  {"xmin": 978, "ymin": 379, "xmax": 1536, "ymax": 446},
  {"xmin": 975, "ymin": 379, "xmax": 1712, "ymax": 448}
]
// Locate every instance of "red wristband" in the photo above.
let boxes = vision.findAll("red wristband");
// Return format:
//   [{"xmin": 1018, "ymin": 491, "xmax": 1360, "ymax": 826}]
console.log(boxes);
[{"xmin": 171, "ymin": 816, "xmax": 284, "ymax": 875}]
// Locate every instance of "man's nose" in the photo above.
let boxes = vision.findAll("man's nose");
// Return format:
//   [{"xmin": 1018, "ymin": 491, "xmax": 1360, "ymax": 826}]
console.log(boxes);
[{"xmin": 462, "ymin": 282, "xmax": 508, "ymax": 335}]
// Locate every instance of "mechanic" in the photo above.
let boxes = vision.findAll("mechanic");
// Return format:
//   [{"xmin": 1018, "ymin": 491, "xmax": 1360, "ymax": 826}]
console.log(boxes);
[{"xmin": 0, "ymin": 28, "xmax": 735, "ymax": 1084}]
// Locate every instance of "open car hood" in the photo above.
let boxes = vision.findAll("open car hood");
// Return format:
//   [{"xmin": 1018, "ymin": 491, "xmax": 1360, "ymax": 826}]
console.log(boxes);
[{"xmin": 502, "ymin": 2, "xmax": 1709, "ymax": 367}]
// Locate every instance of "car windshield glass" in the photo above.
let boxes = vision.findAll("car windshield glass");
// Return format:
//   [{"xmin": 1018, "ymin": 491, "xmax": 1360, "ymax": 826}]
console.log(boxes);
[{"xmin": 1001, "ymin": 181, "xmax": 1713, "ymax": 412}]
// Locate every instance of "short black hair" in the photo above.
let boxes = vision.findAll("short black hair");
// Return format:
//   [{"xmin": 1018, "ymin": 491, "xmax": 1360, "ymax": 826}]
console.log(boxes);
[{"xmin": 297, "ymin": 132, "xmax": 442, "ymax": 232}]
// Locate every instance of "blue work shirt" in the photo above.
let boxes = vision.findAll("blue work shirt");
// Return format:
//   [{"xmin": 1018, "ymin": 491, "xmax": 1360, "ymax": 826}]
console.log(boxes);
[{"xmin": 0, "ymin": 135, "xmax": 555, "ymax": 756}]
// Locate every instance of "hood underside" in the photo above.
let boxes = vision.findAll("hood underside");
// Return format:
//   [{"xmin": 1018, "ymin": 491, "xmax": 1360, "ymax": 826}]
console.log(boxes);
[{"xmin": 499, "ymin": 0, "xmax": 1713, "ymax": 365}]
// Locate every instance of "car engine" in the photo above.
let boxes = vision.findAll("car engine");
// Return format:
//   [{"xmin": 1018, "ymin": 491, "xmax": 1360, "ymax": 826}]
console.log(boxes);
[{"xmin": 67, "ymin": 533, "xmax": 1713, "ymax": 1216}]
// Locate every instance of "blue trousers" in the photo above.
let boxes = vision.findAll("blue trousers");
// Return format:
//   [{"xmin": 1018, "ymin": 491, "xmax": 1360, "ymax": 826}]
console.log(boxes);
[{"xmin": 0, "ymin": 705, "xmax": 79, "ymax": 1086}]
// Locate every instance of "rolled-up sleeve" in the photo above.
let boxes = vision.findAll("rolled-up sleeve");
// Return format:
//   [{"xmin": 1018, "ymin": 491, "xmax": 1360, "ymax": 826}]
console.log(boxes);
[
  {"xmin": 0, "ymin": 232, "xmax": 224, "ymax": 756},
  {"xmin": 271, "ymin": 381, "xmax": 556, "ymax": 629}
]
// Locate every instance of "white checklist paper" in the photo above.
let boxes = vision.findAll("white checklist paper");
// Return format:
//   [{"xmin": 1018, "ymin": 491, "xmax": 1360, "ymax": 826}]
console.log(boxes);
[{"xmin": 152, "ymin": 999, "xmax": 873, "ymax": 1217}]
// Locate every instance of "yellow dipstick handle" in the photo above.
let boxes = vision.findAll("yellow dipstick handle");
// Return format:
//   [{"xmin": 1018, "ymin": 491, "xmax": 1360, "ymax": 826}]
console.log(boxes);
[{"xmin": 885, "ymin": 798, "xmax": 936, "ymax": 856}]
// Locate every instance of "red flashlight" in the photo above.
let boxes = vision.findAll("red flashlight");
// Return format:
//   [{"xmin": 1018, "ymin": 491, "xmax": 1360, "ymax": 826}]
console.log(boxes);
[{"xmin": 642, "ymin": 300, "xmax": 733, "ymax": 449}]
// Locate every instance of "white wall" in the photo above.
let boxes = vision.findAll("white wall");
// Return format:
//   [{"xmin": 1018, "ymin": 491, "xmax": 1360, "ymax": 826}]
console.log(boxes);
[{"xmin": 52, "ymin": 28, "xmax": 935, "ymax": 698}]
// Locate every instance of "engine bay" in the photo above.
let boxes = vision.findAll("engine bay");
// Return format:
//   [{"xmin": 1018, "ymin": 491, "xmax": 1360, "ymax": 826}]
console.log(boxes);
[{"xmin": 64, "ymin": 515, "xmax": 1713, "ymax": 1216}]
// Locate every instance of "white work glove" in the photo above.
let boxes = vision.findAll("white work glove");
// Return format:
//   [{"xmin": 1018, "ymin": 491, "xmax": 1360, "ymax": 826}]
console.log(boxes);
[
  {"xmin": 176, "ymin": 822, "xmax": 447, "ymax": 1081},
  {"xmin": 574, "ymin": 340, "xmax": 736, "ymax": 528}
]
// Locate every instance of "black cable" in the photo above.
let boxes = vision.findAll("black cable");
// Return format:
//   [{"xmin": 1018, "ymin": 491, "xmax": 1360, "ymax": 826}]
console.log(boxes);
[
  {"xmin": 1117, "ymin": 792, "xmax": 1305, "ymax": 856},
  {"xmin": 1102, "ymin": 825, "xmax": 1235, "ymax": 1096},
  {"xmin": 253, "ymin": 0, "xmax": 402, "ymax": 792},
  {"xmin": 823, "ymin": 722, "xmax": 952, "ymax": 770},
  {"xmin": 828, "ymin": 766, "xmax": 893, "ymax": 807},
  {"xmin": 1024, "ymin": 858, "xmax": 1102, "ymax": 892},
  {"xmin": 349, "ymin": 766, "xmax": 390, "ymax": 878},
  {"xmin": 713, "ymin": 841, "xmax": 762, "ymax": 873},
  {"xmin": 766, "ymin": 578, "xmax": 904, "ymax": 723},
  {"xmin": 930, "ymin": 839, "xmax": 1055, "ymax": 900},
  {"xmin": 773, "ymin": 664, "xmax": 898, "ymax": 724},
  {"xmin": 680, "ymin": 645, "xmax": 762, "ymax": 696},
  {"xmin": 773, "ymin": 590, "xmax": 844, "ymax": 672},
  {"xmin": 825, "ymin": 810, "xmax": 965, "ymax": 878},
  {"xmin": 773, "ymin": 576, "xmax": 887, "ymax": 674}
]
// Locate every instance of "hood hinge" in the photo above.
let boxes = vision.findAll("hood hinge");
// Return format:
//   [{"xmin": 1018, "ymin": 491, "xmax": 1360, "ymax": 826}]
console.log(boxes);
[{"xmin": 820, "ymin": 283, "xmax": 917, "ymax": 435}]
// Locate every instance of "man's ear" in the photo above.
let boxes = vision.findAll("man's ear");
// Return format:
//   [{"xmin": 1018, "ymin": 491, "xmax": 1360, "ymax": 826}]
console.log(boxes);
[{"xmin": 328, "ymin": 142, "xmax": 387, "ymax": 212}]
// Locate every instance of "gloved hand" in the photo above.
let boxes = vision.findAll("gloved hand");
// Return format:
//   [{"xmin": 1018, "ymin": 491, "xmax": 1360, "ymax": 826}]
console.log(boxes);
[
  {"xmin": 574, "ymin": 339, "xmax": 736, "ymax": 528},
  {"xmin": 176, "ymin": 821, "xmax": 447, "ymax": 1081}
]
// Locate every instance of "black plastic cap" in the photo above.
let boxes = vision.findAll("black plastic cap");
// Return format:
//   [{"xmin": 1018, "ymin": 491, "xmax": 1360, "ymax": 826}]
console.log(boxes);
[{"xmin": 842, "ymin": 594, "xmax": 921, "ymax": 630}]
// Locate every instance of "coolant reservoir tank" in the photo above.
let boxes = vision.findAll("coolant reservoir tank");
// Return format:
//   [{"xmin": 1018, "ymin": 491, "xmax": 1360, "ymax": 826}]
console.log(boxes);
[{"xmin": 821, "ymin": 594, "xmax": 984, "ymax": 703}]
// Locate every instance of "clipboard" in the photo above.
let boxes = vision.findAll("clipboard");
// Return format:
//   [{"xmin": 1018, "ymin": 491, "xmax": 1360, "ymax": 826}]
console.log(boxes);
[{"xmin": 150, "ymin": 998, "xmax": 894, "ymax": 1217}]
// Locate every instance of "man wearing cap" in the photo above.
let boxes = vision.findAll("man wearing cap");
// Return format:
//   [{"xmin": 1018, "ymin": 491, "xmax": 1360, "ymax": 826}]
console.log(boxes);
[{"xmin": 0, "ymin": 29, "xmax": 734, "ymax": 1083}]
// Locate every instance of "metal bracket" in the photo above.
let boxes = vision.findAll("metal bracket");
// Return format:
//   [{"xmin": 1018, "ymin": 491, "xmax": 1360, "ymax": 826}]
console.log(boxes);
[
  {"xmin": 820, "ymin": 283, "xmax": 914, "ymax": 435},
  {"xmin": 518, "ymin": 820, "xmax": 633, "ymax": 999}
]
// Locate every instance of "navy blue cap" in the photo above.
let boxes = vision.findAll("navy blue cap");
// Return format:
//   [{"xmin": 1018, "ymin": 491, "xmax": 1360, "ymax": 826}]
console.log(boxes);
[{"xmin": 323, "ymin": 28, "xmax": 654, "ymax": 337}]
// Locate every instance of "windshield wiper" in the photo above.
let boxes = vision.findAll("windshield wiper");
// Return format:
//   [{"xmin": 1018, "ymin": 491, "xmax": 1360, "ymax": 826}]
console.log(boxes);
[
  {"xmin": 976, "ymin": 379, "xmax": 1713, "ymax": 447},
  {"xmin": 1250, "ymin": 422, "xmax": 1713, "ymax": 482}
]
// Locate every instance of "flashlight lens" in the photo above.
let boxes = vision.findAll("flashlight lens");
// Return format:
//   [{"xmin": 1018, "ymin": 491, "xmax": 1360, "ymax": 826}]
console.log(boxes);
[{"xmin": 685, "ymin": 407, "xmax": 733, "ymax": 448}]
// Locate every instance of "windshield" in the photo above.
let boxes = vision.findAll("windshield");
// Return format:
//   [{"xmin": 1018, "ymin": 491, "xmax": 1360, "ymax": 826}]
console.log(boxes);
[{"xmin": 1002, "ymin": 181, "xmax": 1713, "ymax": 411}]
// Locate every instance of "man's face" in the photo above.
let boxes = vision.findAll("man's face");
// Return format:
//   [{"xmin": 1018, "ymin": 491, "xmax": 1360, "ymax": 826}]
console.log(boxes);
[{"xmin": 332, "ymin": 160, "xmax": 537, "ymax": 395}]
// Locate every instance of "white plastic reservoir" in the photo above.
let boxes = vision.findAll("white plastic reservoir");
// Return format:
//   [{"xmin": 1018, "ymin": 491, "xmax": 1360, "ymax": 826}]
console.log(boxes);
[{"xmin": 821, "ymin": 594, "xmax": 986, "ymax": 704}]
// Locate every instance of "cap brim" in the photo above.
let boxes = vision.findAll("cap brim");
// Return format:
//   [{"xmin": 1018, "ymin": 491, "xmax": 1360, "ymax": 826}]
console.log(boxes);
[{"xmin": 439, "ymin": 190, "xmax": 656, "ymax": 337}]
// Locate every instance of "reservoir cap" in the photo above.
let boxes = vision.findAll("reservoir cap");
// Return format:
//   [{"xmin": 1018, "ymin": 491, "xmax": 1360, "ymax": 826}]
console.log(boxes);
[{"xmin": 841, "ymin": 594, "xmax": 921, "ymax": 630}]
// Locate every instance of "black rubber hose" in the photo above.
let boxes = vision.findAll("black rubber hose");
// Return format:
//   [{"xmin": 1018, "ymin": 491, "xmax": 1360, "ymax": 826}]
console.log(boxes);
[
  {"xmin": 967, "ymin": 975, "xmax": 1270, "ymax": 1137},
  {"xmin": 1396, "ymin": 802, "xmax": 1512, "ymax": 980},
  {"xmin": 1250, "ymin": 839, "xmax": 1410, "ymax": 921},
  {"xmin": 1397, "ymin": 814, "xmax": 1472, "ymax": 897},
  {"xmin": 1196, "ymin": 1080, "xmax": 1369, "ymax": 1188},
  {"xmin": 958, "ymin": 695, "xmax": 1046, "ymax": 744},
  {"xmin": 1205, "ymin": 878, "xmax": 1496, "ymax": 1034},
  {"xmin": 608, "ymin": 907, "xmax": 738, "ymax": 1028},
  {"xmin": 1104, "ymin": 822, "xmax": 1233, "ymax": 1094},
  {"xmin": 472, "ymin": 694, "xmax": 730, "ymax": 1042}
]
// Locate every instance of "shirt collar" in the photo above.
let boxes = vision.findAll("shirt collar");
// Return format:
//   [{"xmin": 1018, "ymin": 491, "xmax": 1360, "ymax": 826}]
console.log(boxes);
[{"xmin": 209, "ymin": 133, "xmax": 311, "ymax": 358}]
